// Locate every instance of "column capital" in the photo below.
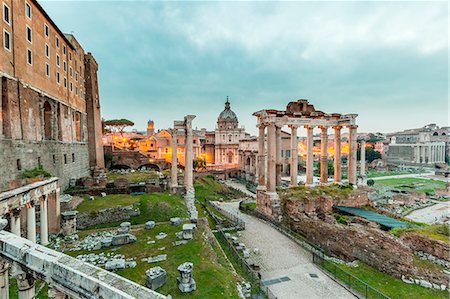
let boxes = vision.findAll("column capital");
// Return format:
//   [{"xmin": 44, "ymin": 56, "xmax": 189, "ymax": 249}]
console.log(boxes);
[
  {"xmin": 288, "ymin": 124, "xmax": 298, "ymax": 129},
  {"xmin": 332, "ymin": 125, "xmax": 342, "ymax": 130},
  {"xmin": 304, "ymin": 125, "xmax": 315, "ymax": 130},
  {"xmin": 257, "ymin": 124, "xmax": 266, "ymax": 130},
  {"xmin": 10, "ymin": 208, "xmax": 21, "ymax": 217},
  {"xmin": 347, "ymin": 124, "xmax": 358, "ymax": 129},
  {"xmin": 318, "ymin": 125, "xmax": 329, "ymax": 130}
]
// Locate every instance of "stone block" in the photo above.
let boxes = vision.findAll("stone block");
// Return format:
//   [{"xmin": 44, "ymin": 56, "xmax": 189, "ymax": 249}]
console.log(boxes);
[
  {"xmin": 105, "ymin": 259, "xmax": 125, "ymax": 271},
  {"xmin": 170, "ymin": 217, "xmax": 182, "ymax": 226},
  {"xmin": 146, "ymin": 266, "xmax": 167, "ymax": 290},
  {"xmin": 145, "ymin": 221, "xmax": 156, "ymax": 229}
]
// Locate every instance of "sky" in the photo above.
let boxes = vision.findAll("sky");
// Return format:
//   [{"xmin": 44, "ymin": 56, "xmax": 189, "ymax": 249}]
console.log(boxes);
[{"xmin": 40, "ymin": 0, "xmax": 448, "ymax": 136}]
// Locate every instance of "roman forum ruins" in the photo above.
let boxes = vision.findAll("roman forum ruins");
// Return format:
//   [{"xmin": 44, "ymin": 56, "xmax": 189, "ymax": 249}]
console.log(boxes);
[{"xmin": 253, "ymin": 99, "xmax": 359, "ymax": 219}]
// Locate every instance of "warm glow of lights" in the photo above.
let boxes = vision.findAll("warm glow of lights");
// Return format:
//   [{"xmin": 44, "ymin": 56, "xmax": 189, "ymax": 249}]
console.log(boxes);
[{"xmin": 297, "ymin": 141, "xmax": 349, "ymax": 157}]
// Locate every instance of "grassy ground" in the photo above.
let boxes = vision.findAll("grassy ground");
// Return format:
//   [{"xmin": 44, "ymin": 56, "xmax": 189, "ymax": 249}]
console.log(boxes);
[
  {"xmin": 367, "ymin": 169, "xmax": 424, "ymax": 178},
  {"xmin": 194, "ymin": 176, "xmax": 245, "ymax": 204},
  {"xmin": 280, "ymin": 184, "xmax": 354, "ymax": 201},
  {"xmin": 107, "ymin": 170, "xmax": 160, "ymax": 183},
  {"xmin": 334, "ymin": 262, "xmax": 448, "ymax": 299},
  {"xmin": 77, "ymin": 192, "xmax": 189, "ymax": 229},
  {"xmin": 66, "ymin": 222, "xmax": 239, "ymax": 298},
  {"xmin": 9, "ymin": 279, "xmax": 48, "ymax": 299},
  {"xmin": 391, "ymin": 224, "xmax": 449, "ymax": 244},
  {"xmin": 373, "ymin": 177, "xmax": 445, "ymax": 193}
]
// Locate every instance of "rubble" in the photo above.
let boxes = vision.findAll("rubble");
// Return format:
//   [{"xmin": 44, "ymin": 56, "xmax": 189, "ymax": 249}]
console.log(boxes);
[
  {"xmin": 143, "ymin": 254, "xmax": 168, "ymax": 263},
  {"xmin": 170, "ymin": 217, "xmax": 182, "ymax": 226},
  {"xmin": 156, "ymin": 232, "xmax": 167, "ymax": 240},
  {"xmin": 145, "ymin": 221, "xmax": 156, "ymax": 229}
]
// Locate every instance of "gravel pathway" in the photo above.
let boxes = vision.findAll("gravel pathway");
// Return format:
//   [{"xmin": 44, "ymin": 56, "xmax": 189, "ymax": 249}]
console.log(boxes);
[{"xmin": 218, "ymin": 201, "xmax": 355, "ymax": 299}]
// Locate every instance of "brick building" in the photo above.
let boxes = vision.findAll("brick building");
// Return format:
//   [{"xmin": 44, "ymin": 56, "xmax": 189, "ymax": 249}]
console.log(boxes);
[{"xmin": 0, "ymin": 0, "xmax": 104, "ymax": 191}]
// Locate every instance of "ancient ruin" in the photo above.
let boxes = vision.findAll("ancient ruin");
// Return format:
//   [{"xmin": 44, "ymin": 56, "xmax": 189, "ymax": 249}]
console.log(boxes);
[
  {"xmin": 177, "ymin": 262, "xmax": 196, "ymax": 293},
  {"xmin": 253, "ymin": 99, "xmax": 358, "ymax": 219}
]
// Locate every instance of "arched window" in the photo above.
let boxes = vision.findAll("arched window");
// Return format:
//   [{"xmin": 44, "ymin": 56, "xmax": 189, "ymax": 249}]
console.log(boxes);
[
  {"xmin": 43, "ymin": 101, "xmax": 52, "ymax": 140},
  {"xmin": 228, "ymin": 134, "xmax": 232, "ymax": 142},
  {"xmin": 433, "ymin": 132, "xmax": 439, "ymax": 136}
]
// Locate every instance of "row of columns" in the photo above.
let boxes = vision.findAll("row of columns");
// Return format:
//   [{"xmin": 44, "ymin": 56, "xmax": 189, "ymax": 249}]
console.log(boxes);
[
  {"xmin": 257, "ymin": 123, "xmax": 359, "ymax": 190},
  {"xmin": 415, "ymin": 144, "xmax": 446, "ymax": 164},
  {"xmin": 9, "ymin": 195, "xmax": 50, "ymax": 245}
]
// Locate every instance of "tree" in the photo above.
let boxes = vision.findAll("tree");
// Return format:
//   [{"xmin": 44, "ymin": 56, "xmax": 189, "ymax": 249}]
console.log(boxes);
[
  {"xmin": 357, "ymin": 145, "xmax": 382, "ymax": 163},
  {"xmin": 193, "ymin": 157, "xmax": 207, "ymax": 172},
  {"xmin": 103, "ymin": 119, "xmax": 134, "ymax": 136}
]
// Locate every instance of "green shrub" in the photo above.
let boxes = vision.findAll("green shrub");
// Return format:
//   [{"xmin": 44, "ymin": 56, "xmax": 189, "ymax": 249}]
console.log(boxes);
[
  {"xmin": 367, "ymin": 179, "xmax": 375, "ymax": 186},
  {"xmin": 21, "ymin": 165, "xmax": 51, "ymax": 179}
]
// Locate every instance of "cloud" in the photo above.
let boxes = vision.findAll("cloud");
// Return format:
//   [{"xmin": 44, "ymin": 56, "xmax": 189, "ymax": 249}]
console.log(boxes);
[{"xmin": 40, "ymin": 1, "xmax": 448, "ymax": 135}]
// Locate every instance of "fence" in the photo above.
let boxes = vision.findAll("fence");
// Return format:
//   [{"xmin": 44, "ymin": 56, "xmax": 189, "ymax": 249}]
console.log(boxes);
[
  {"xmin": 247, "ymin": 209, "xmax": 390, "ymax": 299},
  {"xmin": 206, "ymin": 200, "xmax": 245, "ymax": 230}
]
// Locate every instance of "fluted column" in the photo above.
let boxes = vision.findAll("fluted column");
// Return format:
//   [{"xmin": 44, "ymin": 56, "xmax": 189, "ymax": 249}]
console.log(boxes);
[
  {"xmin": 170, "ymin": 129, "xmax": 178, "ymax": 191},
  {"xmin": 348, "ymin": 125, "xmax": 358, "ymax": 185},
  {"xmin": 267, "ymin": 123, "xmax": 277, "ymax": 192},
  {"xmin": 360, "ymin": 140, "xmax": 366, "ymax": 177},
  {"xmin": 0, "ymin": 260, "xmax": 9, "ymax": 299},
  {"xmin": 184, "ymin": 115, "xmax": 195, "ymax": 190},
  {"xmin": 319, "ymin": 126, "xmax": 328, "ymax": 184},
  {"xmin": 10, "ymin": 209, "xmax": 21, "ymax": 236},
  {"xmin": 305, "ymin": 125, "xmax": 314, "ymax": 187},
  {"xmin": 26, "ymin": 203, "xmax": 36, "ymax": 243},
  {"xmin": 289, "ymin": 125, "xmax": 298, "ymax": 187},
  {"xmin": 40, "ymin": 195, "xmax": 49, "ymax": 245},
  {"xmin": 333, "ymin": 126, "xmax": 342, "ymax": 183},
  {"xmin": 276, "ymin": 126, "xmax": 282, "ymax": 187},
  {"xmin": 257, "ymin": 125, "xmax": 266, "ymax": 191},
  {"xmin": 421, "ymin": 146, "xmax": 426, "ymax": 163}
]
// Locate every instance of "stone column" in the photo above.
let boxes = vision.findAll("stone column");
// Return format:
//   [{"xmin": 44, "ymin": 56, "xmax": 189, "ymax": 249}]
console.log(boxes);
[
  {"xmin": 170, "ymin": 129, "xmax": 178, "ymax": 191},
  {"xmin": 421, "ymin": 145, "xmax": 426, "ymax": 163},
  {"xmin": 319, "ymin": 126, "xmax": 328, "ymax": 184},
  {"xmin": 276, "ymin": 126, "xmax": 282, "ymax": 187},
  {"xmin": 333, "ymin": 126, "xmax": 342, "ymax": 183},
  {"xmin": 17, "ymin": 272, "xmax": 35, "ymax": 299},
  {"xmin": 10, "ymin": 209, "xmax": 21, "ymax": 236},
  {"xmin": 305, "ymin": 125, "xmax": 314, "ymax": 187},
  {"xmin": 0, "ymin": 260, "xmax": 9, "ymax": 299},
  {"xmin": 40, "ymin": 196, "xmax": 49, "ymax": 245},
  {"xmin": 184, "ymin": 115, "xmax": 196, "ymax": 191},
  {"xmin": 48, "ymin": 189, "xmax": 61, "ymax": 234},
  {"xmin": 415, "ymin": 146, "xmax": 421, "ymax": 163},
  {"xmin": 26, "ymin": 203, "xmax": 36, "ymax": 243},
  {"xmin": 360, "ymin": 140, "xmax": 366, "ymax": 177},
  {"xmin": 348, "ymin": 125, "xmax": 358, "ymax": 185},
  {"xmin": 257, "ymin": 125, "xmax": 266, "ymax": 191},
  {"xmin": 289, "ymin": 125, "xmax": 298, "ymax": 187},
  {"xmin": 266, "ymin": 123, "xmax": 277, "ymax": 192},
  {"xmin": 48, "ymin": 284, "xmax": 68, "ymax": 299}
]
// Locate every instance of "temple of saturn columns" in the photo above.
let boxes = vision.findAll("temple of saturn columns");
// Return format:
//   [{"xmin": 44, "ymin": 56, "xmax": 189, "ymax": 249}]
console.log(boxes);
[
  {"xmin": 253, "ymin": 99, "xmax": 360, "ymax": 220},
  {"xmin": 169, "ymin": 115, "xmax": 198, "ymax": 221}
]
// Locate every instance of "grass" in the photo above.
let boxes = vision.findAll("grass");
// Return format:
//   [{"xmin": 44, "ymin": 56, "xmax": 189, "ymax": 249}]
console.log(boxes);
[
  {"xmin": 107, "ymin": 170, "xmax": 160, "ymax": 183},
  {"xmin": 66, "ymin": 222, "xmax": 240, "ymax": 298},
  {"xmin": 21, "ymin": 165, "xmax": 51, "ymax": 179},
  {"xmin": 77, "ymin": 192, "xmax": 189, "ymax": 229},
  {"xmin": 391, "ymin": 224, "xmax": 450, "ymax": 244},
  {"xmin": 280, "ymin": 184, "xmax": 354, "ymax": 202},
  {"xmin": 367, "ymin": 169, "xmax": 424, "ymax": 178},
  {"xmin": 194, "ymin": 176, "xmax": 245, "ymax": 204},
  {"xmin": 9, "ymin": 279, "xmax": 48, "ymax": 299},
  {"xmin": 322, "ymin": 260, "xmax": 448, "ymax": 299},
  {"xmin": 373, "ymin": 177, "xmax": 445, "ymax": 193}
]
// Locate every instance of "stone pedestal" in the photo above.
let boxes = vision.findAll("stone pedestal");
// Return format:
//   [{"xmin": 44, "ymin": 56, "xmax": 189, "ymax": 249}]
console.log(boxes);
[
  {"xmin": 17, "ymin": 272, "xmax": 35, "ymax": 299},
  {"xmin": 177, "ymin": 262, "xmax": 196, "ymax": 293},
  {"xmin": 61, "ymin": 211, "xmax": 78, "ymax": 236},
  {"xmin": 146, "ymin": 266, "xmax": 167, "ymax": 290},
  {"xmin": 40, "ymin": 196, "xmax": 49, "ymax": 245}
]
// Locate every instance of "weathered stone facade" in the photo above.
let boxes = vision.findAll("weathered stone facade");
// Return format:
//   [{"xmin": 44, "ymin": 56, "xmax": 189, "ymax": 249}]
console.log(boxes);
[{"xmin": 76, "ymin": 205, "xmax": 140, "ymax": 230}]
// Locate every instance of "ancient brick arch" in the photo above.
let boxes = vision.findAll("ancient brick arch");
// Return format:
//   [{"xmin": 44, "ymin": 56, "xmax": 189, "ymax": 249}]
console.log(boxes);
[{"xmin": 110, "ymin": 150, "xmax": 169, "ymax": 171}]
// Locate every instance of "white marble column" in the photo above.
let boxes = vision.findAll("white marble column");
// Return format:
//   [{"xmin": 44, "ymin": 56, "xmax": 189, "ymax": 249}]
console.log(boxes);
[
  {"xmin": 348, "ymin": 125, "xmax": 358, "ymax": 185},
  {"xmin": 10, "ymin": 209, "xmax": 21, "ymax": 236},
  {"xmin": 276, "ymin": 126, "xmax": 282, "ymax": 187},
  {"xmin": 305, "ymin": 125, "xmax": 314, "ymax": 187},
  {"xmin": 421, "ymin": 145, "xmax": 426, "ymax": 163},
  {"xmin": 319, "ymin": 126, "xmax": 328, "ymax": 184},
  {"xmin": 267, "ymin": 123, "xmax": 277, "ymax": 192},
  {"xmin": 0, "ymin": 260, "xmax": 9, "ymax": 299},
  {"xmin": 17, "ymin": 272, "xmax": 35, "ymax": 299},
  {"xmin": 289, "ymin": 125, "xmax": 298, "ymax": 187},
  {"xmin": 333, "ymin": 126, "xmax": 342, "ymax": 183},
  {"xmin": 257, "ymin": 125, "xmax": 266, "ymax": 191},
  {"xmin": 360, "ymin": 140, "xmax": 366, "ymax": 177},
  {"xmin": 184, "ymin": 115, "xmax": 195, "ymax": 191},
  {"xmin": 170, "ymin": 129, "xmax": 178, "ymax": 190},
  {"xmin": 26, "ymin": 203, "xmax": 36, "ymax": 243},
  {"xmin": 40, "ymin": 196, "xmax": 49, "ymax": 246},
  {"xmin": 415, "ymin": 146, "xmax": 421, "ymax": 163}
]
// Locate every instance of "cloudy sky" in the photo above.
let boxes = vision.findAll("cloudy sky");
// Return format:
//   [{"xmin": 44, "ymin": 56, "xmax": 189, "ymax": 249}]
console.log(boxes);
[{"xmin": 41, "ymin": 1, "xmax": 448, "ymax": 136}]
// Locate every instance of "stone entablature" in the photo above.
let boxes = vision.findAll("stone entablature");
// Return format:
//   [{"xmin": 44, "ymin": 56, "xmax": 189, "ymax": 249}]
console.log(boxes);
[{"xmin": 0, "ymin": 230, "xmax": 168, "ymax": 299}]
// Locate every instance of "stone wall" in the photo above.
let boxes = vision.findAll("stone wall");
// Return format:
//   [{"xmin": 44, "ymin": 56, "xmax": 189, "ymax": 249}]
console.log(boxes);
[
  {"xmin": 76, "ymin": 205, "xmax": 140, "ymax": 229},
  {"xmin": 400, "ymin": 232, "xmax": 450, "ymax": 262},
  {"xmin": 0, "ymin": 139, "xmax": 89, "ymax": 192}
]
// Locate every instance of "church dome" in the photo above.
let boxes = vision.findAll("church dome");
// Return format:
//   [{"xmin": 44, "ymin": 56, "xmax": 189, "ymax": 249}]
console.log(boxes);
[{"xmin": 218, "ymin": 97, "xmax": 238, "ymax": 121}]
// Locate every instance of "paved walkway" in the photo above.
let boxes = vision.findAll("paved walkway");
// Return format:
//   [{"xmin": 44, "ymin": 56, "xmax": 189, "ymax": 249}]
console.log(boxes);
[
  {"xmin": 405, "ymin": 200, "xmax": 450, "ymax": 224},
  {"xmin": 225, "ymin": 180, "xmax": 256, "ymax": 198},
  {"xmin": 217, "ymin": 201, "xmax": 355, "ymax": 299}
]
